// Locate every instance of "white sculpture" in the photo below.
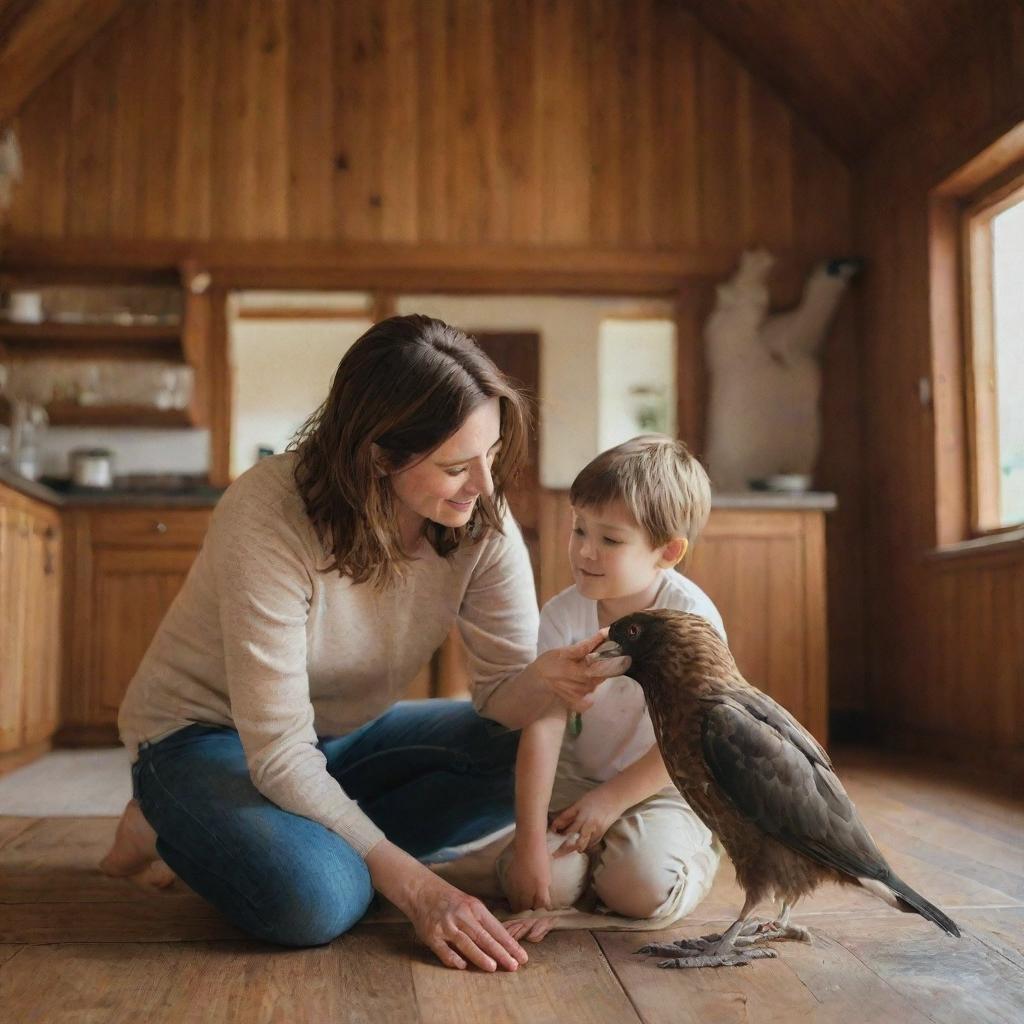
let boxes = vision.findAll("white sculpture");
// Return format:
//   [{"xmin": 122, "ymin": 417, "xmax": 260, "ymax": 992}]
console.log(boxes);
[{"xmin": 704, "ymin": 249, "xmax": 859, "ymax": 492}]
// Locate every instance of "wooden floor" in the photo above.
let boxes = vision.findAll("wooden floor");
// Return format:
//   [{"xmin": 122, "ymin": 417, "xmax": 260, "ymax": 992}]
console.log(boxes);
[{"xmin": 1, "ymin": 746, "xmax": 1022, "ymax": 1024}]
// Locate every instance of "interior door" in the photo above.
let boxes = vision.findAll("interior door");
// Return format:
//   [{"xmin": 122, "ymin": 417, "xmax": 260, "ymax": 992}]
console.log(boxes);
[{"xmin": 471, "ymin": 331, "xmax": 541, "ymax": 582}]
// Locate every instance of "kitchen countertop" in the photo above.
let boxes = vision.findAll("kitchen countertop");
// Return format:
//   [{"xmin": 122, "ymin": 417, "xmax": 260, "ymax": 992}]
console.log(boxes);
[
  {"xmin": 711, "ymin": 491, "xmax": 837, "ymax": 511},
  {"xmin": 3, "ymin": 463, "xmax": 836, "ymax": 513},
  {"xmin": 0, "ymin": 464, "xmax": 225, "ymax": 507}
]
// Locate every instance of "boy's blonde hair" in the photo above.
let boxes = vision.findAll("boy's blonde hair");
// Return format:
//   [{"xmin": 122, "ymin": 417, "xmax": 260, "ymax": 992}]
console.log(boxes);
[{"xmin": 569, "ymin": 435, "xmax": 711, "ymax": 546}]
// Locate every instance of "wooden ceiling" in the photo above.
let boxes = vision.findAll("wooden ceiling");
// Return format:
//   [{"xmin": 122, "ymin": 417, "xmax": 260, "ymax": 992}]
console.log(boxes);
[
  {"xmin": 679, "ymin": 0, "xmax": 982, "ymax": 158},
  {"xmin": 0, "ymin": 0, "xmax": 991, "ymax": 161},
  {"xmin": 0, "ymin": 0, "xmax": 127, "ymax": 127}
]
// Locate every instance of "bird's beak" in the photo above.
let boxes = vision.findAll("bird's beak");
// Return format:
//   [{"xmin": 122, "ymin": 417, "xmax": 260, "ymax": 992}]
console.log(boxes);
[{"xmin": 592, "ymin": 639, "xmax": 625, "ymax": 660}]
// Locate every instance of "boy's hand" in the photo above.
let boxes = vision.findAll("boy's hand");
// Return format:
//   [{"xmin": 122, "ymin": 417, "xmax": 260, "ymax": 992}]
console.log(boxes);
[
  {"xmin": 504, "ymin": 838, "xmax": 553, "ymax": 913},
  {"xmin": 550, "ymin": 787, "xmax": 627, "ymax": 855},
  {"xmin": 537, "ymin": 632, "xmax": 631, "ymax": 712},
  {"xmin": 505, "ymin": 915, "xmax": 558, "ymax": 944}
]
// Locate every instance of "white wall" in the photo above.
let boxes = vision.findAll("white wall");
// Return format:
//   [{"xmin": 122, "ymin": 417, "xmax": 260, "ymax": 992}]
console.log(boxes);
[
  {"xmin": 40, "ymin": 427, "xmax": 209, "ymax": 477},
  {"xmin": 396, "ymin": 295, "xmax": 674, "ymax": 488},
  {"xmin": 229, "ymin": 300, "xmax": 372, "ymax": 478},
  {"xmin": 597, "ymin": 319, "xmax": 677, "ymax": 452}
]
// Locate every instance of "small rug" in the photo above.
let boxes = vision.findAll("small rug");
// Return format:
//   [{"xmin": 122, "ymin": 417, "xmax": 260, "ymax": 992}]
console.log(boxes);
[{"xmin": 0, "ymin": 748, "xmax": 131, "ymax": 816}]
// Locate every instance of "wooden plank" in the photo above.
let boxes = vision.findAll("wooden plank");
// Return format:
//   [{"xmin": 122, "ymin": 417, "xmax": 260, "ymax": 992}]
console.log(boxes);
[
  {"xmin": 492, "ymin": 0, "xmax": 541, "ymax": 244},
  {"xmin": 534, "ymin": 0, "xmax": 591, "ymax": 245},
  {"xmin": 138, "ymin": 0, "xmax": 183, "ymax": 239},
  {"xmin": 210, "ymin": 0, "xmax": 256, "ymax": 240},
  {"xmin": 0, "ymin": 818, "xmax": 35, "ymax": 850},
  {"xmin": 411, "ymin": 929, "xmax": 640, "ymax": 1024},
  {"xmin": 597, "ymin": 926, "xmax": 935, "ymax": 1024},
  {"xmin": 248, "ymin": 0, "xmax": 288, "ymax": 241},
  {"xmin": 958, "ymin": 907, "xmax": 1024, "ymax": 964},
  {"xmin": 174, "ymin": 0, "xmax": 216, "ymax": 238},
  {"xmin": 828, "ymin": 912, "xmax": 1024, "ymax": 1024},
  {"xmin": 650, "ymin": 0, "xmax": 700, "ymax": 248},
  {"xmin": 332, "ymin": 0, "xmax": 382, "ymax": 242},
  {"xmin": 0, "ymin": 934, "xmax": 421, "ymax": 1023},
  {"xmin": 8, "ymin": 47, "xmax": 71, "ymax": 237},
  {"xmin": 0, "ymin": 899, "xmax": 241, "ymax": 945},
  {"xmin": 285, "ymin": 0, "xmax": 333, "ymax": 241},
  {"xmin": 615, "ymin": 0, "xmax": 654, "ymax": 247},
  {"xmin": 0, "ymin": 945, "xmax": 23, "ymax": 967}
]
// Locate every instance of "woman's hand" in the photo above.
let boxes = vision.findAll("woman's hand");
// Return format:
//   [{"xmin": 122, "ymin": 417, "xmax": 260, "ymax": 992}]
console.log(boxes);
[
  {"xmin": 366, "ymin": 840, "xmax": 527, "ymax": 972},
  {"xmin": 536, "ymin": 632, "xmax": 631, "ymax": 713},
  {"xmin": 550, "ymin": 786, "xmax": 627, "ymax": 855},
  {"xmin": 503, "ymin": 837, "xmax": 553, "ymax": 913}
]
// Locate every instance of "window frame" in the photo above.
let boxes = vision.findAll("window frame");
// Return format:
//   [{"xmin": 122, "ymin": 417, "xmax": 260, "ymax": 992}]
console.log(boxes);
[{"xmin": 961, "ymin": 171, "xmax": 1024, "ymax": 537}]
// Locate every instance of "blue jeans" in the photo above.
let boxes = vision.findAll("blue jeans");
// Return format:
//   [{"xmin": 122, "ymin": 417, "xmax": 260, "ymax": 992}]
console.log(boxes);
[{"xmin": 131, "ymin": 700, "xmax": 519, "ymax": 948}]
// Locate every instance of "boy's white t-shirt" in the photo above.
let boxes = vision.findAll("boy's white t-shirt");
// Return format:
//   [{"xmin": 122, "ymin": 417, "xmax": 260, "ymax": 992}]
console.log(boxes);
[{"xmin": 539, "ymin": 570, "xmax": 727, "ymax": 783}]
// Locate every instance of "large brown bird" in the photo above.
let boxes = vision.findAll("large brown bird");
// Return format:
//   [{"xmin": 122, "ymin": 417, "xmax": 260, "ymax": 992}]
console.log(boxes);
[{"xmin": 599, "ymin": 608, "xmax": 961, "ymax": 969}]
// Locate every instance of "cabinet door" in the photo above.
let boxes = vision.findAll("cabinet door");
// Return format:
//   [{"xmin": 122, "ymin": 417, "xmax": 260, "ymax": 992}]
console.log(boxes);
[
  {"xmin": 686, "ymin": 509, "xmax": 828, "ymax": 743},
  {"xmin": 0, "ymin": 507, "xmax": 30, "ymax": 752},
  {"xmin": 21, "ymin": 519, "xmax": 62, "ymax": 746},
  {"xmin": 88, "ymin": 546, "xmax": 200, "ymax": 727}
]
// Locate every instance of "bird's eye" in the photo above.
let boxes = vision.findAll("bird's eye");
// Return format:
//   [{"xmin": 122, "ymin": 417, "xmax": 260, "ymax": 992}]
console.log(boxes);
[{"xmin": 627, "ymin": 623, "xmax": 642, "ymax": 639}]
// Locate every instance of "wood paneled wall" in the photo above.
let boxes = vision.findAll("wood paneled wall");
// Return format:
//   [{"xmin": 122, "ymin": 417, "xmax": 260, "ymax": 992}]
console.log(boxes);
[
  {"xmin": 5, "ymin": 0, "xmax": 849, "ymax": 253},
  {"xmin": 855, "ymin": 1, "xmax": 1024, "ymax": 769},
  {"xmin": 2, "ymin": 0, "xmax": 865, "ymax": 717}
]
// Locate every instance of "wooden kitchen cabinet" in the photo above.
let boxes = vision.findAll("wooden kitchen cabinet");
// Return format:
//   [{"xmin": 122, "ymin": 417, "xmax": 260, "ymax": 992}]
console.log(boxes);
[
  {"xmin": 59, "ymin": 506, "xmax": 212, "ymax": 744},
  {"xmin": 0, "ymin": 482, "xmax": 62, "ymax": 773}
]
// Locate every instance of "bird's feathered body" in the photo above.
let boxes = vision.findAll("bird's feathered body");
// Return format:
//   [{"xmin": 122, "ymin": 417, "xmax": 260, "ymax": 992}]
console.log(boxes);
[{"xmin": 607, "ymin": 609, "xmax": 960, "ymax": 942}]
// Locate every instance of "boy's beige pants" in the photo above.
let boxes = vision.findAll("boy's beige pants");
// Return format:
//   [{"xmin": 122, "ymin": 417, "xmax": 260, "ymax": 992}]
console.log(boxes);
[{"xmin": 432, "ymin": 761, "xmax": 722, "ymax": 932}]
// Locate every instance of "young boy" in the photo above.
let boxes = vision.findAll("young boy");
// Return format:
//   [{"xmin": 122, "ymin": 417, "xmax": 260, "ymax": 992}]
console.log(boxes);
[{"xmin": 497, "ymin": 435, "xmax": 724, "ymax": 939}]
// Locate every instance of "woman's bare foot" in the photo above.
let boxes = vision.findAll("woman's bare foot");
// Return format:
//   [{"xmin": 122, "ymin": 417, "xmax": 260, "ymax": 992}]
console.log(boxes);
[{"xmin": 100, "ymin": 799, "xmax": 176, "ymax": 889}]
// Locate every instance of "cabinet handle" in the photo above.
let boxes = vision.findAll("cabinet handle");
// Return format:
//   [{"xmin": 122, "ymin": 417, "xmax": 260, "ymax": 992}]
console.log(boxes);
[{"xmin": 154, "ymin": 521, "xmax": 168, "ymax": 534}]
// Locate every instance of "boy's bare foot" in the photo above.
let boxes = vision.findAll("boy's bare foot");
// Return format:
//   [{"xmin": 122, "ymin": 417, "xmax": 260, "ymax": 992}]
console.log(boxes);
[{"xmin": 100, "ymin": 799, "xmax": 176, "ymax": 888}]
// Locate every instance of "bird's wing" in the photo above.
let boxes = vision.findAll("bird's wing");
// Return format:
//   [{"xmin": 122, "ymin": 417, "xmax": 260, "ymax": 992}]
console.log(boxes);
[{"xmin": 700, "ymin": 693, "xmax": 890, "ymax": 881}]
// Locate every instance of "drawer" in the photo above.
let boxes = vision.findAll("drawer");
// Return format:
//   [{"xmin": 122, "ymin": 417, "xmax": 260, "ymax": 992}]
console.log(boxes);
[{"xmin": 89, "ymin": 508, "xmax": 212, "ymax": 547}]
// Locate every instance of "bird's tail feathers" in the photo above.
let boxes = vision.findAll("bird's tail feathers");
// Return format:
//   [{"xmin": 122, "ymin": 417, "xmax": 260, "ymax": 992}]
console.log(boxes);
[{"xmin": 860, "ymin": 874, "xmax": 960, "ymax": 937}]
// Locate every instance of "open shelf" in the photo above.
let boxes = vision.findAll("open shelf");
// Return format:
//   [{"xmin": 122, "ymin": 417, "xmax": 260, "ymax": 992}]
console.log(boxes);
[
  {"xmin": 0, "ymin": 321, "xmax": 183, "ymax": 361},
  {"xmin": 0, "ymin": 321, "xmax": 180, "ymax": 341},
  {"xmin": 43, "ymin": 403, "xmax": 195, "ymax": 428}
]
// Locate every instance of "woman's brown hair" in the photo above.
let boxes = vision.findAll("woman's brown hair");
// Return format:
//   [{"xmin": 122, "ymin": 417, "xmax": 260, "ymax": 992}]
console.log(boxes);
[{"xmin": 291, "ymin": 314, "xmax": 531, "ymax": 589}]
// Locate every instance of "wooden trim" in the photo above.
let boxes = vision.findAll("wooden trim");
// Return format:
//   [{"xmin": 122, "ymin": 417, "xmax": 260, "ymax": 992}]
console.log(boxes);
[
  {"xmin": 965, "ymin": 166, "xmax": 1024, "ymax": 217},
  {"xmin": 234, "ymin": 307, "xmax": 373, "ymax": 320},
  {"xmin": 59, "ymin": 510, "xmax": 93, "ymax": 734},
  {"xmin": 933, "ymin": 112, "xmax": 1024, "ymax": 198},
  {"xmin": 181, "ymin": 265, "xmax": 211, "ymax": 429},
  {"xmin": 929, "ymin": 197, "xmax": 970, "ymax": 546},
  {"xmin": 206, "ymin": 287, "xmax": 231, "ymax": 488},
  {"xmin": 0, "ymin": 238, "xmax": 824, "ymax": 296},
  {"xmin": 372, "ymin": 292, "xmax": 397, "ymax": 322},
  {"xmin": 875, "ymin": 725, "xmax": 1024, "ymax": 785},
  {"xmin": 928, "ymin": 127, "xmax": 1024, "ymax": 547},
  {"xmin": 598, "ymin": 304, "xmax": 675, "ymax": 322},
  {"xmin": 962, "ymin": 205, "xmax": 1000, "ymax": 533},
  {"xmin": 52, "ymin": 724, "xmax": 120, "ymax": 747},
  {"xmin": 675, "ymin": 277, "xmax": 717, "ymax": 458},
  {"xmin": 927, "ymin": 525, "xmax": 1024, "ymax": 569},
  {"xmin": 802, "ymin": 511, "xmax": 829, "ymax": 746}
]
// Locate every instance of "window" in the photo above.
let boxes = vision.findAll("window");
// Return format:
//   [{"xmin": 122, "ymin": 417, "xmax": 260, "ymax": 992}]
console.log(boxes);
[{"xmin": 964, "ymin": 179, "xmax": 1024, "ymax": 533}]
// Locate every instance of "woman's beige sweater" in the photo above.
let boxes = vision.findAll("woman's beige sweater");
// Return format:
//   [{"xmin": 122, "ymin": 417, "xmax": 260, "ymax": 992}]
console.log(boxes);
[{"xmin": 118, "ymin": 454, "xmax": 539, "ymax": 855}]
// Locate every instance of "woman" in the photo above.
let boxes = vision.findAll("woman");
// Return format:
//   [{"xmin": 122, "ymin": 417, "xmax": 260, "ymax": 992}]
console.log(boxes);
[{"xmin": 100, "ymin": 315, "xmax": 622, "ymax": 972}]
